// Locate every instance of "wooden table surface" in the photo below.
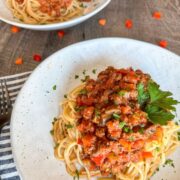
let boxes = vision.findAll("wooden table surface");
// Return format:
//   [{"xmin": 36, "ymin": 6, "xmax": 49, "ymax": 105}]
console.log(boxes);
[{"xmin": 0, "ymin": 0, "xmax": 180, "ymax": 76}]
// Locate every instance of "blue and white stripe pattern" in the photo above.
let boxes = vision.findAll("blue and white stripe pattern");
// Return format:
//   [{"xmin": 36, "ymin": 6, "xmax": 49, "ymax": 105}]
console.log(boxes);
[{"xmin": 0, "ymin": 72, "xmax": 31, "ymax": 180}]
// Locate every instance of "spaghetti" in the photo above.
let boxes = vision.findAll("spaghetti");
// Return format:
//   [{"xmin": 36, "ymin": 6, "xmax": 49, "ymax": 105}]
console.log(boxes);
[
  {"xmin": 52, "ymin": 67, "xmax": 180, "ymax": 180},
  {"xmin": 6, "ymin": 0, "xmax": 91, "ymax": 24}
]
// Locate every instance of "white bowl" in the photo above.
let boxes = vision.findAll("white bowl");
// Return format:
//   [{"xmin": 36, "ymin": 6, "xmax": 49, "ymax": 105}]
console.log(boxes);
[
  {"xmin": 11, "ymin": 38, "xmax": 180, "ymax": 180},
  {"xmin": 0, "ymin": 0, "xmax": 111, "ymax": 31}
]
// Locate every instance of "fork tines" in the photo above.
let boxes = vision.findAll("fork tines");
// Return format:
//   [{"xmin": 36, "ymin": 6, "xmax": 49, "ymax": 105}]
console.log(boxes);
[{"xmin": 0, "ymin": 79, "xmax": 12, "ymax": 115}]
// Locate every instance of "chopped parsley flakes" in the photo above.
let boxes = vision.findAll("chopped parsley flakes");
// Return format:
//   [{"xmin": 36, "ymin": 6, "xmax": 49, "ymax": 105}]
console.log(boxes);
[
  {"xmin": 75, "ymin": 75, "xmax": 79, "ymax": 79},
  {"xmin": 95, "ymin": 109, "xmax": 100, "ymax": 117},
  {"xmin": 65, "ymin": 124, "xmax": 73, "ymax": 129},
  {"xmin": 50, "ymin": 130, "xmax": 54, "ymax": 135},
  {"xmin": 73, "ymin": 170, "xmax": 79, "ymax": 180},
  {"xmin": 79, "ymin": 89, "xmax": 87, "ymax": 95},
  {"xmin": 178, "ymin": 132, "xmax": 180, "ymax": 141},
  {"xmin": 118, "ymin": 91, "xmax": 125, "ymax": 96},
  {"xmin": 52, "ymin": 85, "xmax": 57, "ymax": 90},
  {"xmin": 81, "ymin": 75, "xmax": 90, "ymax": 82},
  {"xmin": 119, "ymin": 121, "xmax": 126, "ymax": 129},
  {"xmin": 92, "ymin": 69, "xmax": 97, "ymax": 74},
  {"xmin": 112, "ymin": 113, "xmax": 120, "ymax": 120},
  {"xmin": 164, "ymin": 159, "xmax": 175, "ymax": 168}
]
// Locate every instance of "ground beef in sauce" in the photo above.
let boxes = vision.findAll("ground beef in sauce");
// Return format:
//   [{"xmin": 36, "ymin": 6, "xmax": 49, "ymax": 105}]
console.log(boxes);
[{"xmin": 76, "ymin": 67, "xmax": 162, "ymax": 176}]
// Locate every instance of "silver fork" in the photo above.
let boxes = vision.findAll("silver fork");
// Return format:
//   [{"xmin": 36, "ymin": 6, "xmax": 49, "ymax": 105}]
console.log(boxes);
[{"xmin": 0, "ymin": 79, "xmax": 12, "ymax": 130}]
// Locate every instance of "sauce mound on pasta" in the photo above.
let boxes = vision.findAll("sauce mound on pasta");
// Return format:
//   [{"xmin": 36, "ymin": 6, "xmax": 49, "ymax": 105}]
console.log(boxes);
[
  {"xmin": 52, "ymin": 66, "xmax": 180, "ymax": 180},
  {"xmin": 76, "ymin": 67, "xmax": 161, "ymax": 175},
  {"xmin": 7, "ymin": 0, "xmax": 92, "ymax": 24}
]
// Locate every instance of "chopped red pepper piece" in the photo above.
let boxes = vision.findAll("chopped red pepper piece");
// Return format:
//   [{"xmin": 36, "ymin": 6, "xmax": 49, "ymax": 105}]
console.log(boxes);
[
  {"xmin": 153, "ymin": 12, "xmax": 162, "ymax": 19},
  {"xmin": 141, "ymin": 151, "xmax": 153, "ymax": 159},
  {"xmin": 91, "ymin": 155, "xmax": 105, "ymax": 166},
  {"xmin": 98, "ymin": 18, "xmax": 107, "ymax": 26},
  {"xmin": 77, "ymin": 138, "xmax": 83, "ymax": 145},
  {"xmin": 57, "ymin": 30, "xmax": 65, "ymax": 38},
  {"xmin": 33, "ymin": 54, "xmax": 42, "ymax": 62},
  {"xmin": 125, "ymin": 19, "xmax": 133, "ymax": 29},
  {"xmin": 15, "ymin": 57, "xmax": 23, "ymax": 65},
  {"xmin": 159, "ymin": 40, "xmax": 168, "ymax": 48},
  {"xmin": 11, "ymin": 26, "xmax": 20, "ymax": 33}
]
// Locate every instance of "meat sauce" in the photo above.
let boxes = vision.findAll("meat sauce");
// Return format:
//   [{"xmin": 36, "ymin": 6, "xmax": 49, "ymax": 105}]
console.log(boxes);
[
  {"xmin": 15, "ymin": 0, "xmax": 87, "ymax": 17},
  {"xmin": 76, "ymin": 67, "xmax": 163, "ymax": 175}
]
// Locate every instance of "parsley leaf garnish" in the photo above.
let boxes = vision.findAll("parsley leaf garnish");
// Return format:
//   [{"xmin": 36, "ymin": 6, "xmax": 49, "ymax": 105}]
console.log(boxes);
[
  {"xmin": 137, "ymin": 81, "xmax": 179, "ymax": 125},
  {"xmin": 145, "ymin": 104, "xmax": 175, "ymax": 125},
  {"xmin": 148, "ymin": 81, "xmax": 178, "ymax": 110}
]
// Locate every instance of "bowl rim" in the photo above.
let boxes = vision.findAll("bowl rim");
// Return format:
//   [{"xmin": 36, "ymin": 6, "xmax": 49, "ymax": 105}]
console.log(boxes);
[{"xmin": 0, "ymin": 0, "xmax": 111, "ymax": 30}]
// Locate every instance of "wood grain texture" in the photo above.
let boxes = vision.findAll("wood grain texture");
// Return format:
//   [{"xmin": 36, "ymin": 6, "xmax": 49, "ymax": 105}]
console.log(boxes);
[{"xmin": 0, "ymin": 0, "xmax": 180, "ymax": 76}]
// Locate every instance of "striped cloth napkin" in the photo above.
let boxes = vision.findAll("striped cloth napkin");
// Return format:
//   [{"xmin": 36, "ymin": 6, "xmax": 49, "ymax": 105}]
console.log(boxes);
[{"xmin": 0, "ymin": 72, "xmax": 31, "ymax": 180}]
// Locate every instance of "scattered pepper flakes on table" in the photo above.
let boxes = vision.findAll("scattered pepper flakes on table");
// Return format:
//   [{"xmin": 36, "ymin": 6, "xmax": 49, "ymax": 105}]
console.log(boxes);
[
  {"xmin": 153, "ymin": 11, "xmax": 162, "ymax": 19},
  {"xmin": 159, "ymin": 40, "xmax": 168, "ymax": 48},
  {"xmin": 125, "ymin": 19, "xmax": 133, "ymax": 29},
  {"xmin": 57, "ymin": 30, "xmax": 65, "ymax": 38},
  {"xmin": 98, "ymin": 18, "xmax": 107, "ymax": 26},
  {"xmin": 33, "ymin": 54, "xmax": 42, "ymax": 62},
  {"xmin": 15, "ymin": 57, "xmax": 23, "ymax": 65},
  {"xmin": 11, "ymin": 26, "xmax": 20, "ymax": 33}
]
